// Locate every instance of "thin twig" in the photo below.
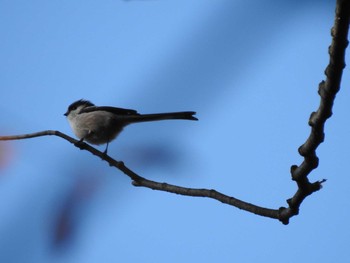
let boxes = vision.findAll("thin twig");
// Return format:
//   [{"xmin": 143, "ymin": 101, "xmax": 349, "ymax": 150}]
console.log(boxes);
[{"xmin": 0, "ymin": 130, "xmax": 279, "ymax": 220}]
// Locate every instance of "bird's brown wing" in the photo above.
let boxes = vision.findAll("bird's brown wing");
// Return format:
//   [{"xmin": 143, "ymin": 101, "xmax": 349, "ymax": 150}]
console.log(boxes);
[{"xmin": 81, "ymin": 106, "xmax": 139, "ymax": 115}]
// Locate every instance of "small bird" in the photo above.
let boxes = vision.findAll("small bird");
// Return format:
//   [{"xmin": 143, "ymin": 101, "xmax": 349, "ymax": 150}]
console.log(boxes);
[{"xmin": 64, "ymin": 99, "xmax": 198, "ymax": 154}]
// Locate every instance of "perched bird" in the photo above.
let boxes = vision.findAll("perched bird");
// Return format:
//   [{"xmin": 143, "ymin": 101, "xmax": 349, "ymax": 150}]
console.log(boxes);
[{"xmin": 64, "ymin": 99, "xmax": 198, "ymax": 153}]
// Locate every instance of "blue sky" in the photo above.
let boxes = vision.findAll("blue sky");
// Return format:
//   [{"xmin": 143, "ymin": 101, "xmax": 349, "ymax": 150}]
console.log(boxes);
[{"xmin": 1, "ymin": 1, "xmax": 349, "ymax": 262}]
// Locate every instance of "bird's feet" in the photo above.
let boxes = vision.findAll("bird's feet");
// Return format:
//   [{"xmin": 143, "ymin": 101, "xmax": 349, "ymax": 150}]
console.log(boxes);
[
  {"xmin": 74, "ymin": 138, "xmax": 86, "ymax": 150},
  {"xmin": 102, "ymin": 143, "xmax": 109, "ymax": 156}
]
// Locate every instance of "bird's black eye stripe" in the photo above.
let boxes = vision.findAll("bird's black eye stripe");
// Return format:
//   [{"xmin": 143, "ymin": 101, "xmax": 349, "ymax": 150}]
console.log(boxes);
[{"xmin": 67, "ymin": 99, "xmax": 95, "ymax": 113}]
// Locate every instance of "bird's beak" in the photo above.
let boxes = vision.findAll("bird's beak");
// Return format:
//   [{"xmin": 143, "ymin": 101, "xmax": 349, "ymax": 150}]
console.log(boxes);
[{"xmin": 64, "ymin": 112, "xmax": 68, "ymax": 116}]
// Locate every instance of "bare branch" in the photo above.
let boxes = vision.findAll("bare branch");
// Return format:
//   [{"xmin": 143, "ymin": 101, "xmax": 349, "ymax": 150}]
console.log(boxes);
[
  {"xmin": 278, "ymin": 0, "xmax": 350, "ymax": 225},
  {"xmin": 0, "ymin": 0, "xmax": 349, "ymax": 225},
  {"xmin": 0, "ymin": 130, "xmax": 279, "ymax": 220}
]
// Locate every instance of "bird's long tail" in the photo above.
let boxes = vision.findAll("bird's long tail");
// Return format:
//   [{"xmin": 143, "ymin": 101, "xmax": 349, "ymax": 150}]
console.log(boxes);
[{"xmin": 124, "ymin": 112, "xmax": 198, "ymax": 123}]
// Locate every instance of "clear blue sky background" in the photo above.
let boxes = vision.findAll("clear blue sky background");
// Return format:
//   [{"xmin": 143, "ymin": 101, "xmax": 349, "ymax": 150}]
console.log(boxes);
[{"xmin": 0, "ymin": 1, "xmax": 349, "ymax": 262}]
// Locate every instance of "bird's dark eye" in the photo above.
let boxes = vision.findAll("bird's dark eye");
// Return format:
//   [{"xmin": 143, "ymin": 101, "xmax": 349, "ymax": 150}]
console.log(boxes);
[{"xmin": 69, "ymin": 106, "xmax": 77, "ymax": 111}]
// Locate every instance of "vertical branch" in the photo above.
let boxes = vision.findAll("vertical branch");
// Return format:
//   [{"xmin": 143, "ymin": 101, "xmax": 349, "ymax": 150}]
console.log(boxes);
[{"xmin": 278, "ymin": 0, "xmax": 350, "ymax": 224}]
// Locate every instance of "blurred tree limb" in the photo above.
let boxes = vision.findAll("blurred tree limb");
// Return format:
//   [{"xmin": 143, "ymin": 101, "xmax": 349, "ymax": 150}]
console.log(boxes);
[{"xmin": 0, "ymin": 0, "xmax": 349, "ymax": 224}]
